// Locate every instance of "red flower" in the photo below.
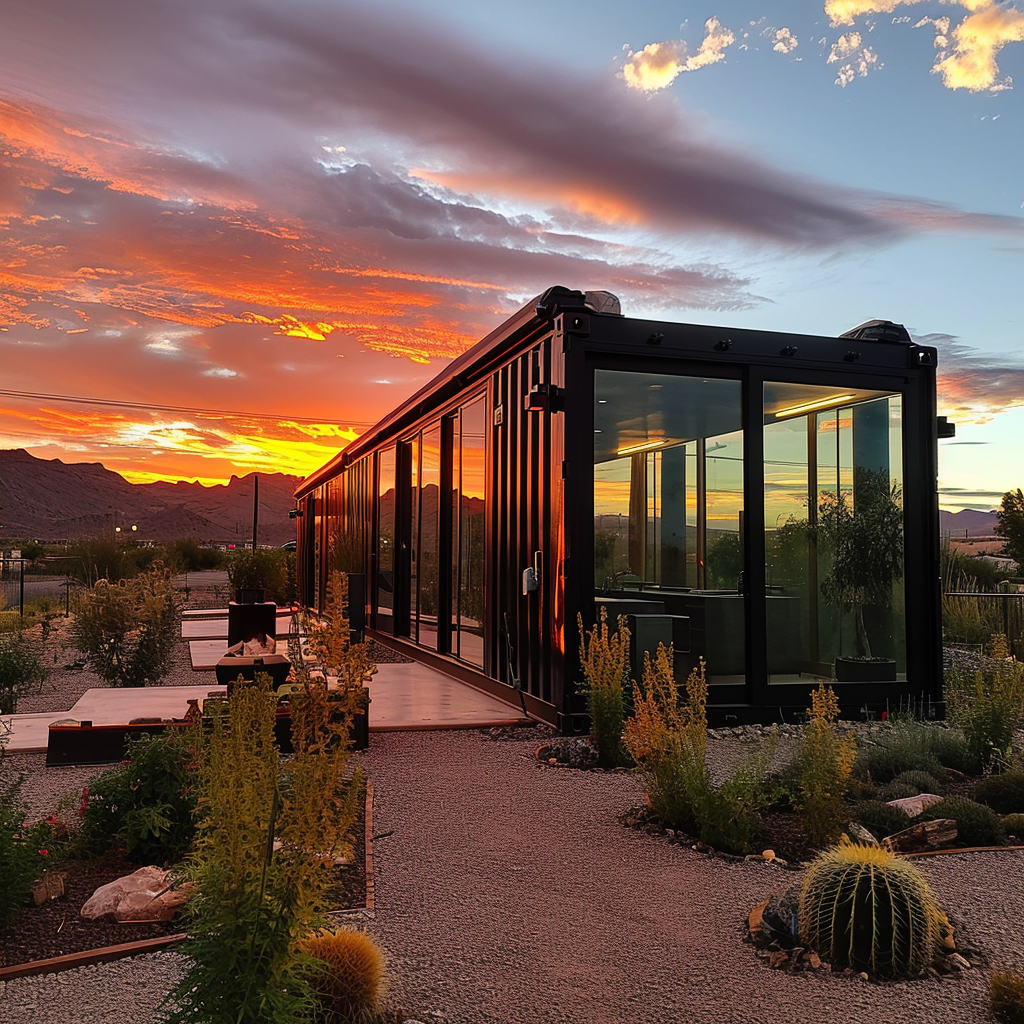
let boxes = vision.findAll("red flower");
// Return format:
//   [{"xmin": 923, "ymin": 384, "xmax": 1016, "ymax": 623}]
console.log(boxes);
[
  {"xmin": 38, "ymin": 849, "xmax": 48, "ymax": 856},
  {"xmin": 46, "ymin": 815, "xmax": 57, "ymax": 823}
]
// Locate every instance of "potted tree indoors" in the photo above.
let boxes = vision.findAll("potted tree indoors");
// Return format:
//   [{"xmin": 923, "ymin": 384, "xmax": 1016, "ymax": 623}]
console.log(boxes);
[{"xmin": 816, "ymin": 468, "xmax": 904, "ymax": 682}]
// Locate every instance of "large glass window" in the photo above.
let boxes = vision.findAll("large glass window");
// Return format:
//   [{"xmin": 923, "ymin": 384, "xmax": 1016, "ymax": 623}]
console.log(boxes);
[
  {"xmin": 376, "ymin": 446, "xmax": 396, "ymax": 625},
  {"xmin": 416, "ymin": 424, "xmax": 441, "ymax": 649},
  {"xmin": 594, "ymin": 370, "xmax": 744, "ymax": 685},
  {"xmin": 457, "ymin": 397, "xmax": 486, "ymax": 667},
  {"xmin": 763, "ymin": 384, "xmax": 905, "ymax": 683}
]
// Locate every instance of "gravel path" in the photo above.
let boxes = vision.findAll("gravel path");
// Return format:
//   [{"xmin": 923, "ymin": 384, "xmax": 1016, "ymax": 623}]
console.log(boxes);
[
  {"xmin": 359, "ymin": 729, "xmax": 1020, "ymax": 1024},
  {"xmin": 3, "ymin": 726, "xmax": 1022, "ymax": 1022},
  {"xmin": 3, "ymin": 679, "xmax": 1023, "ymax": 1021}
]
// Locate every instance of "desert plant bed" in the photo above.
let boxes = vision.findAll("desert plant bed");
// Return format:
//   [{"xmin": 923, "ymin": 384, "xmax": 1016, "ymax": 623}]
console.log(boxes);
[{"xmin": 0, "ymin": 784, "xmax": 368, "ymax": 975}]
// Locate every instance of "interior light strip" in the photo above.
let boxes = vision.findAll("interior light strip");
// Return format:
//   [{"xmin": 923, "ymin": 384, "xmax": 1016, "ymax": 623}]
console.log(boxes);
[
  {"xmin": 617, "ymin": 439, "xmax": 666, "ymax": 456},
  {"xmin": 774, "ymin": 393, "xmax": 856, "ymax": 418}
]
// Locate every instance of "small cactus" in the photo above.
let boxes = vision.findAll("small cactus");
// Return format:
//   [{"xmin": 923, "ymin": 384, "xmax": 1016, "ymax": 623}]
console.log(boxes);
[
  {"xmin": 798, "ymin": 839, "xmax": 942, "ymax": 978},
  {"xmin": 300, "ymin": 927, "xmax": 386, "ymax": 1022},
  {"xmin": 991, "ymin": 970, "xmax": 1024, "ymax": 1023}
]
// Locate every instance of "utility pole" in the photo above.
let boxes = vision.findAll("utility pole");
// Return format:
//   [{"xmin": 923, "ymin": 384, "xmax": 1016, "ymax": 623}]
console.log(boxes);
[{"xmin": 252, "ymin": 475, "xmax": 259, "ymax": 551}]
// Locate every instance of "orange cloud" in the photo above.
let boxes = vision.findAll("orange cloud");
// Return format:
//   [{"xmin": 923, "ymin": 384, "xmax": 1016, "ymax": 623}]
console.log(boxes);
[
  {"xmin": 934, "ymin": 2, "xmax": 1024, "ymax": 91},
  {"xmin": 622, "ymin": 18, "xmax": 736, "ymax": 92},
  {"xmin": 825, "ymin": 0, "xmax": 928, "ymax": 27},
  {"xmin": 827, "ymin": 1, "xmax": 1024, "ymax": 93},
  {"xmin": 0, "ymin": 399, "xmax": 362, "ymax": 484}
]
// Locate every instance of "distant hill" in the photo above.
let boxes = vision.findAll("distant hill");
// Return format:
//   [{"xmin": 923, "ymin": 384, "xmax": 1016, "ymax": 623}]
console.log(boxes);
[
  {"xmin": 939, "ymin": 508, "xmax": 999, "ymax": 538},
  {"xmin": 0, "ymin": 449, "xmax": 301, "ymax": 545}
]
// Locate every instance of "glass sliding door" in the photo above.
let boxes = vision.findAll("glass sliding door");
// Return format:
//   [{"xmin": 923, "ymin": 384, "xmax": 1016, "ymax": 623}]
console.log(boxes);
[
  {"xmin": 763, "ymin": 383, "xmax": 906, "ymax": 683},
  {"xmin": 594, "ymin": 370, "xmax": 744, "ymax": 685}
]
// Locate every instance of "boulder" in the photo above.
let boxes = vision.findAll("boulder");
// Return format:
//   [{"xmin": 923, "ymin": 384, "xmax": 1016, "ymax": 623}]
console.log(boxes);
[
  {"xmin": 886, "ymin": 793, "xmax": 943, "ymax": 817},
  {"xmin": 81, "ymin": 865, "xmax": 192, "ymax": 922}
]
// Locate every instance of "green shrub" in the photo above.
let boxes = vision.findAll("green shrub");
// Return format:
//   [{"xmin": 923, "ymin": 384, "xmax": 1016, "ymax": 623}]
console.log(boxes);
[
  {"xmin": 794, "ymin": 684, "xmax": 857, "ymax": 848},
  {"xmin": 924, "ymin": 729, "xmax": 976, "ymax": 774},
  {"xmin": 944, "ymin": 634, "xmax": 1024, "ymax": 770},
  {"xmin": 696, "ymin": 748, "xmax": 774, "ymax": 855},
  {"xmin": 0, "ymin": 630, "xmax": 48, "ymax": 715},
  {"xmin": 852, "ymin": 800, "xmax": 912, "ymax": 840},
  {"xmin": 854, "ymin": 723, "xmax": 970, "ymax": 783},
  {"xmin": 878, "ymin": 781, "xmax": 918, "ymax": 802},
  {"xmin": 919, "ymin": 796, "xmax": 1005, "ymax": 847},
  {"xmin": 73, "ymin": 565, "xmax": 179, "ymax": 687},
  {"xmin": 624, "ymin": 647, "xmax": 709, "ymax": 832},
  {"xmin": 991, "ymin": 971, "xmax": 1024, "ymax": 1024},
  {"xmin": 975, "ymin": 771, "xmax": 1024, "ymax": 815},
  {"xmin": 798, "ymin": 839, "xmax": 942, "ymax": 978},
  {"xmin": 577, "ymin": 608, "xmax": 630, "ymax": 769},
  {"xmin": 161, "ymin": 538, "xmax": 226, "ymax": 574},
  {"xmin": 76, "ymin": 731, "xmax": 198, "ymax": 864},
  {"xmin": 300, "ymin": 927, "xmax": 386, "ymax": 1023},
  {"xmin": 227, "ymin": 548, "xmax": 293, "ymax": 604},
  {"xmin": 892, "ymin": 769, "xmax": 944, "ymax": 794},
  {"xmin": 0, "ymin": 778, "xmax": 61, "ymax": 926},
  {"xmin": 1001, "ymin": 813, "xmax": 1024, "ymax": 839}
]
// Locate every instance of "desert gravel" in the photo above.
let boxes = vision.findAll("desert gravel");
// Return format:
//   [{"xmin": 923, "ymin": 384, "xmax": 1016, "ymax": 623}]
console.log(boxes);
[{"xmin": 4, "ymin": 625, "xmax": 1024, "ymax": 1023}]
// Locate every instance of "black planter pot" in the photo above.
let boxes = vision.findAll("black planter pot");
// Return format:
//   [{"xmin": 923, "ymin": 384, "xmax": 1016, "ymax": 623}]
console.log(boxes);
[{"xmin": 834, "ymin": 656, "xmax": 897, "ymax": 682}]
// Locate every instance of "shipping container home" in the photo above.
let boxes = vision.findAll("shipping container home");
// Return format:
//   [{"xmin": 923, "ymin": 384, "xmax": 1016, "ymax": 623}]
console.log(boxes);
[{"xmin": 295, "ymin": 286, "xmax": 945, "ymax": 729}]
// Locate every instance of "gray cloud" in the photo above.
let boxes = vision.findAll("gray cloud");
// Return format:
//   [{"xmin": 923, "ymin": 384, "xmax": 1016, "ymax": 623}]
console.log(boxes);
[
  {"xmin": 8, "ymin": 0, "xmax": 1020, "ymax": 256},
  {"xmin": 921, "ymin": 332, "xmax": 1024, "ymax": 420}
]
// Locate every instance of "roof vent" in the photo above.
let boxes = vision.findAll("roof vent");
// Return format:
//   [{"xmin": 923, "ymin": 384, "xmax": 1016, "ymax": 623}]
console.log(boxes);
[
  {"xmin": 839, "ymin": 319, "xmax": 911, "ymax": 344},
  {"xmin": 583, "ymin": 290, "xmax": 621, "ymax": 315},
  {"xmin": 534, "ymin": 286, "xmax": 621, "ymax": 319}
]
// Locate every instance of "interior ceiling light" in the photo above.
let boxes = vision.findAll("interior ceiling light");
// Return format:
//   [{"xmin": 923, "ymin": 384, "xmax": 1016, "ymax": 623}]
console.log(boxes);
[
  {"xmin": 773, "ymin": 393, "xmax": 856, "ymax": 418},
  {"xmin": 617, "ymin": 439, "xmax": 666, "ymax": 456}
]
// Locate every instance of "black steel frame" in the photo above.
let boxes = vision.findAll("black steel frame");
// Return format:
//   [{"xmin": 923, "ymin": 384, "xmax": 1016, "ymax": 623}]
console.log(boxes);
[{"xmin": 295, "ymin": 287, "xmax": 943, "ymax": 730}]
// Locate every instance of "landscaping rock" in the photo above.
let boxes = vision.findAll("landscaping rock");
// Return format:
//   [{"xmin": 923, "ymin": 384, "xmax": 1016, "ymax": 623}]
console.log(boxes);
[
  {"xmin": 883, "ymin": 818, "xmax": 958, "ymax": 854},
  {"xmin": 81, "ymin": 865, "xmax": 191, "ymax": 922},
  {"xmin": 845, "ymin": 822, "xmax": 881, "ymax": 846},
  {"xmin": 886, "ymin": 793, "xmax": 943, "ymax": 817}
]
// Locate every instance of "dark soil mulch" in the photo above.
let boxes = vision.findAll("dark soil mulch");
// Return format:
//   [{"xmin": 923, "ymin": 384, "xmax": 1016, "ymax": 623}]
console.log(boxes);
[
  {"xmin": 0, "ymin": 795, "xmax": 368, "ymax": 970},
  {"xmin": 0, "ymin": 851, "xmax": 178, "ymax": 969}
]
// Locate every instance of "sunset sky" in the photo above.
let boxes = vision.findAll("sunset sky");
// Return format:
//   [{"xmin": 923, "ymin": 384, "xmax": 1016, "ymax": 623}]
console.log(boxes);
[{"xmin": 2, "ymin": 0, "xmax": 1022, "ymax": 508}]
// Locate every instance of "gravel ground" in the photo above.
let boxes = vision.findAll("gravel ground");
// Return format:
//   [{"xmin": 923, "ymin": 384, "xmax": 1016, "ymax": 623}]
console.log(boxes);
[
  {"xmin": 356, "ymin": 729, "xmax": 1021, "ymax": 1024},
  {"xmin": 3, "ymin": 726, "xmax": 1023, "ymax": 1022},
  {"xmin": 3, "ymin": 630, "xmax": 1022, "ymax": 1023}
]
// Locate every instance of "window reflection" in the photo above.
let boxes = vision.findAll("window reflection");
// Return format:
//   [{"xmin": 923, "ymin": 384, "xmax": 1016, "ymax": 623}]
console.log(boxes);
[
  {"xmin": 594, "ymin": 370, "xmax": 744, "ymax": 686},
  {"xmin": 416, "ymin": 424, "xmax": 441, "ymax": 649},
  {"xmin": 763, "ymin": 384, "xmax": 905, "ymax": 683},
  {"xmin": 457, "ymin": 397, "xmax": 486, "ymax": 667},
  {"xmin": 376, "ymin": 446, "xmax": 396, "ymax": 626}
]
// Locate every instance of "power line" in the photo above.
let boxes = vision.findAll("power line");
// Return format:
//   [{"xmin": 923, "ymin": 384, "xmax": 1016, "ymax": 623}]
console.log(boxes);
[{"xmin": 0, "ymin": 389, "xmax": 374, "ymax": 429}]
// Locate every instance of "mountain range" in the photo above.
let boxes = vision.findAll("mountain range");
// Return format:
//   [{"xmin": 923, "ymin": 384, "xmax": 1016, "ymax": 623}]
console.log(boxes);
[
  {"xmin": 0, "ymin": 447, "xmax": 1003, "ymax": 549},
  {"xmin": 938, "ymin": 507, "xmax": 999, "ymax": 538},
  {"xmin": 0, "ymin": 449, "xmax": 301, "ymax": 545}
]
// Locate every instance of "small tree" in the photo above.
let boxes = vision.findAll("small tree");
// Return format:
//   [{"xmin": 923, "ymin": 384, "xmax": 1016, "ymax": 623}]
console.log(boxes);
[
  {"xmin": 996, "ymin": 488, "xmax": 1024, "ymax": 574},
  {"xmin": 73, "ymin": 564, "xmax": 179, "ymax": 687}
]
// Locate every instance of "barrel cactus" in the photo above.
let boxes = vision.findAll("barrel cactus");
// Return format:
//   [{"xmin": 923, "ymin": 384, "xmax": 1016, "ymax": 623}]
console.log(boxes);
[{"xmin": 798, "ymin": 839, "xmax": 942, "ymax": 978}]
